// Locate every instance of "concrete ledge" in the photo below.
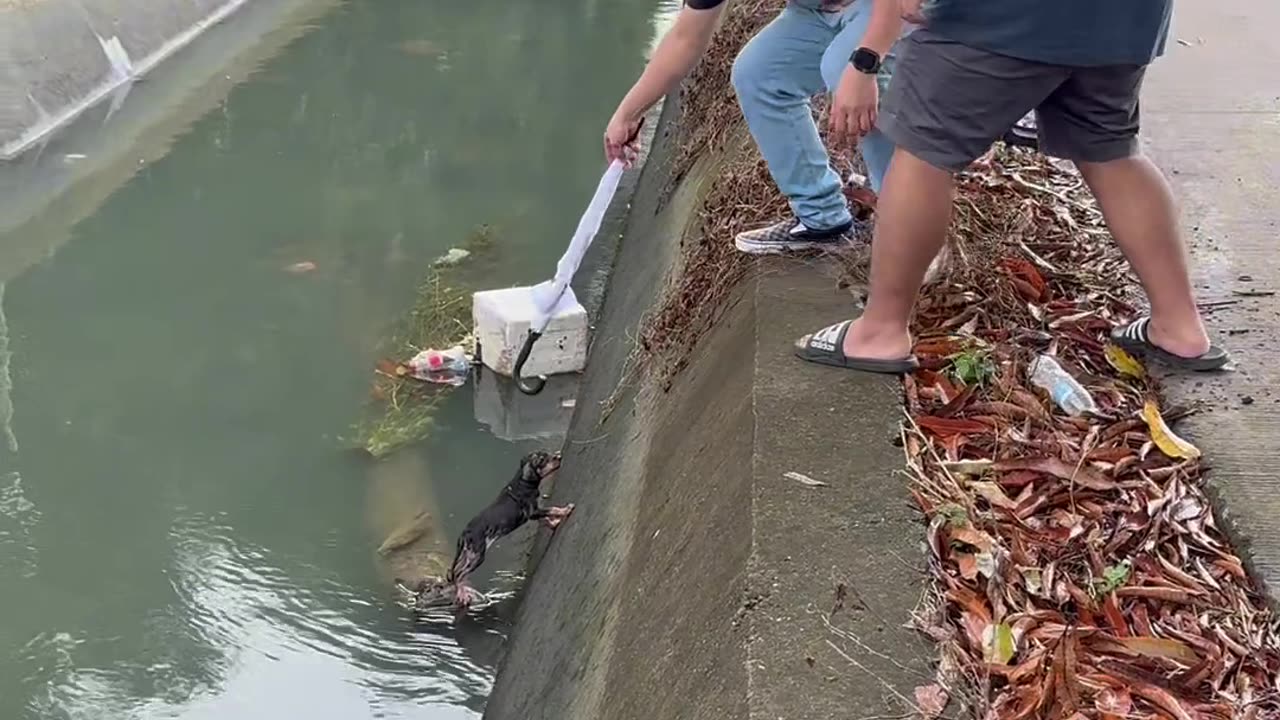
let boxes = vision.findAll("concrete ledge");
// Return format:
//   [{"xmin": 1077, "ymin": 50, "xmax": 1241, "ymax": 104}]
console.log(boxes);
[
  {"xmin": 1138, "ymin": 0, "xmax": 1280, "ymax": 606},
  {"xmin": 484, "ymin": 101, "xmax": 930, "ymax": 719}
]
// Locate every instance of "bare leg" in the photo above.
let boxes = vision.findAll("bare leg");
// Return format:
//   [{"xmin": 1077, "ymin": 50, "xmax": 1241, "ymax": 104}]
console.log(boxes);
[
  {"xmin": 1075, "ymin": 156, "xmax": 1210, "ymax": 357},
  {"xmin": 843, "ymin": 149, "xmax": 956, "ymax": 359}
]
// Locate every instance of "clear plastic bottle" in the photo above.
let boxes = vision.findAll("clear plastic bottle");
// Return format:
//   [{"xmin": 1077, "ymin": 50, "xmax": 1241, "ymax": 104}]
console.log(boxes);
[
  {"xmin": 1029, "ymin": 354, "xmax": 1098, "ymax": 416},
  {"xmin": 405, "ymin": 346, "xmax": 470, "ymax": 385}
]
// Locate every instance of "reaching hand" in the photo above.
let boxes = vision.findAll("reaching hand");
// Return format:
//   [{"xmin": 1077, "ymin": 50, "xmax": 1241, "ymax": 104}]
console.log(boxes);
[
  {"xmin": 604, "ymin": 113, "xmax": 644, "ymax": 168},
  {"xmin": 899, "ymin": 0, "xmax": 927, "ymax": 23},
  {"xmin": 829, "ymin": 66, "xmax": 878, "ymax": 150}
]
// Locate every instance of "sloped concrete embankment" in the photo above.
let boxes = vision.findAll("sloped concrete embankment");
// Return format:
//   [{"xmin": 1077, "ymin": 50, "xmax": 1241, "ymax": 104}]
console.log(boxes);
[
  {"xmin": 0, "ymin": 0, "xmax": 257, "ymax": 160},
  {"xmin": 484, "ymin": 102, "xmax": 931, "ymax": 718}
]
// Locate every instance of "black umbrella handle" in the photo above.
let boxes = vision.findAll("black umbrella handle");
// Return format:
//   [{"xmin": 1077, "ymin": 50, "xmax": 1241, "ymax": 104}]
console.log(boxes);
[{"xmin": 513, "ymin": 330, "xmax": 547, "ymax": 395}]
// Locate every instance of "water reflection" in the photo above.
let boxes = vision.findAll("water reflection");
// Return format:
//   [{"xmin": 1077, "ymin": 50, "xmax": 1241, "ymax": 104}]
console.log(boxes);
[{"xmin": 0, "ymin": 0, "xmax": 667, "ymax": 718}]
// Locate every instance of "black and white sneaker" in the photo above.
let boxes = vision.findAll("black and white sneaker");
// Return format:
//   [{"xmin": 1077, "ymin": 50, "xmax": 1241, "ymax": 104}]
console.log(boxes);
[{"xmin": 734, "ymin": 217, "xmax": 855, "ymax": 255}]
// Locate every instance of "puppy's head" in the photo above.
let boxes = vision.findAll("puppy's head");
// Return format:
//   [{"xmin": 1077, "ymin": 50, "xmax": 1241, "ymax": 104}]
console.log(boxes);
[
  {"xmin": 397, "ymin": 576, "xmax": 454, "ymax": 609},
  {"xmin": 519, "ymin": 450, "xmax": 561, "ymax": 485}
]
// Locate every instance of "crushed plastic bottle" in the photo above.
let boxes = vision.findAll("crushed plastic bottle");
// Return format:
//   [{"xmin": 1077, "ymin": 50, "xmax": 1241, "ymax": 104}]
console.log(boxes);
[
  {"xmin": 405, "ymin": 346, "xmax": 471, "ymax": 386},
  {"xmin": 1028, "ymin": 354, "xmax": 1098, "ymax": 416}
]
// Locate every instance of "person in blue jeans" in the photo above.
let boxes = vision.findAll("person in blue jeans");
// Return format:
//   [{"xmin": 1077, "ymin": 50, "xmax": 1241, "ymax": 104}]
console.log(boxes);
[{"xmin": 605, "ymin": 0, "xmax": 904, "ymax": 255}]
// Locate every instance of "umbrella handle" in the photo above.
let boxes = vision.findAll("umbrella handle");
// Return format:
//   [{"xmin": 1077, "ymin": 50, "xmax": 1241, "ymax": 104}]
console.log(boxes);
[{"xmin": 513, "ymin": 330, "xmax": 546, "ymax": 395}]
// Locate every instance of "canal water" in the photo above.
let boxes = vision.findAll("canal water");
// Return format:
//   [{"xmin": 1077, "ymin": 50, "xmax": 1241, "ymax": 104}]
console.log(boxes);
[{"xmin": 0, "ymin": 1, "xmax": 676, "ymax": 718}]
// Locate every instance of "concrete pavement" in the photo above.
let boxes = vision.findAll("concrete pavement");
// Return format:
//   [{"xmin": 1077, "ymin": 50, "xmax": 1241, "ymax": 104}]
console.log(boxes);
[{"xmin": 1141, "ymin": 0, "xmax": 1280, "ymax": 601}]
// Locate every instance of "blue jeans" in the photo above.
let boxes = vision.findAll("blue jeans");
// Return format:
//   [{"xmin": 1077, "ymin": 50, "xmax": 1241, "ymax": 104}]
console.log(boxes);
[{"xmin": 731, "ymin": 1, "xmax": 898, "ymax": 231}]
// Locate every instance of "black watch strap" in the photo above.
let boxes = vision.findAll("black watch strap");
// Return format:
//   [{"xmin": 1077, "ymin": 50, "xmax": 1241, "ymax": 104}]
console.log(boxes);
[{"xmin": 850, "ymin": 47, "xmax": 881, "ymax": 74}]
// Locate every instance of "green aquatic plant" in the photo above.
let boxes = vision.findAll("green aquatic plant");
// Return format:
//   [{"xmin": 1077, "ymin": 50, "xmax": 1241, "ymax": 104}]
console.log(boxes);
[{"xmin": 353, "ymin": 269, "xmax": 475, "ymax": 458}]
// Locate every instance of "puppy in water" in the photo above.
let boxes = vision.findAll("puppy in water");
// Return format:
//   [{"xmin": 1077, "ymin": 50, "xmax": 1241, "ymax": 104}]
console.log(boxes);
[{"xmin": 414, "ymin": 450, "xmax": 573, "ymax": 612}]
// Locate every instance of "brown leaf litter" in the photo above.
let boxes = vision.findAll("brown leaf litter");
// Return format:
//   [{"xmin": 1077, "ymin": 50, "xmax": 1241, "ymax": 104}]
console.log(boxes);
[{"xmin": 905, "ymin": 149, "xmax": 1280, "ymax": 719}]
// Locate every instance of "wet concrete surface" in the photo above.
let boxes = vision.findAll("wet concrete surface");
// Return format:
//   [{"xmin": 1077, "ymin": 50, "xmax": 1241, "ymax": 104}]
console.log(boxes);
[{"xmin": 1141, "ymin": 0, "xmax": 1280, "ymax": 599}]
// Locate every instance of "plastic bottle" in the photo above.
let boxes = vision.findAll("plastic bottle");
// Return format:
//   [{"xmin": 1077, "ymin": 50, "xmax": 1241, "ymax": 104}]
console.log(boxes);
[
  {"xmin": 405, "ymin": 346, "xmax": 470, "ymax": 385},
  {"xmin": 1029, "ymin": 354, "xmax": 1098, "ymax": 416}
]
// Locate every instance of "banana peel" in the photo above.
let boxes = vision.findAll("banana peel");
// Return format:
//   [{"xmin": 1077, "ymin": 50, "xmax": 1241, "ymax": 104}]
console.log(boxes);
[{"xmin": 1142, "ymin": 400, "xmax": 1201, "ymax": 460}]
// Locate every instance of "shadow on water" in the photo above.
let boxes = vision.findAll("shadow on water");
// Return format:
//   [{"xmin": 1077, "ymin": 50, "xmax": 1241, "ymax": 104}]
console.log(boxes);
[{"xmin": 0, "ymin": 0, "xmax": 673, "ymax": 718}]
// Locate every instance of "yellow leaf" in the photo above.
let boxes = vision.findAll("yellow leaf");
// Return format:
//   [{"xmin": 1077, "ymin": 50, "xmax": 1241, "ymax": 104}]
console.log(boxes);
[
  {"xmin": 1105, "ymin": 344, "xmax": 1146, "ymax": 379},
  {"xmin": 983, "ymin": 622, "xmax": 1016, "ymax": 665},
  {"xmin": 1142, "ymin": 400, "xmax": 1201, "ymax": 460}
]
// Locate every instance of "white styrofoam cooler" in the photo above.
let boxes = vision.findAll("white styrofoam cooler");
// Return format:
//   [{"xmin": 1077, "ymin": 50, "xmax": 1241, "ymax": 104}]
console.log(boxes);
[{"xmin": 472, "ymin": 285, "xmax": 589, "ymax": 378}]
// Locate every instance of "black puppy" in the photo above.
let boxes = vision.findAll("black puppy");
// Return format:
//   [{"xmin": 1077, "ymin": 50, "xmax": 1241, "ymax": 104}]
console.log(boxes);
[{"xmin": 442, "ymin": 450, "xmax": 572, "ymax": 610}]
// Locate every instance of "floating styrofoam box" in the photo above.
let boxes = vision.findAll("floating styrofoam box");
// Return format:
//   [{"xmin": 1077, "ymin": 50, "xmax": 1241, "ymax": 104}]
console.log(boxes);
[
  {"xmin": 474, "ymin": 368, "xmax": 577, "ymax": 442},
  {"xmin": 472, "ymin": 286, "xmax": 589, "ymax": 378}
]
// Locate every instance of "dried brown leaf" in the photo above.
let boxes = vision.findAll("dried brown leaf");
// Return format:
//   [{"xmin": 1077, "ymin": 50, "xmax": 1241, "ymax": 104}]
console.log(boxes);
[
  {"xmin": 995, "ymin": 456, "xmax": 1116, "ymax": 491},
  {"xmin": 1130, "ymin": 680, "xmax": 1198, "ymax": 720},
  {"xmin": 916, "ymin": 415, "xmax": 991, "ymax": 437},
  {"xmin": 970, "ymin": 480, "xmax": 1019, "ymax": 510},
  {"xmin": 1096, "ymin": 687, "xmax": 1133, "ymax": 720},
  {"xmin": 1092, "ymin": 635, "xmax": 1200, "ymax": 665}
]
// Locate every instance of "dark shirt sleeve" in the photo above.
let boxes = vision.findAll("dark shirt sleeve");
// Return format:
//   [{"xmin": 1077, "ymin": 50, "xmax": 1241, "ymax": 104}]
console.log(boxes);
[{"xmin": 685, "ymin": 0, "xmax": 725, "ymax": 8}]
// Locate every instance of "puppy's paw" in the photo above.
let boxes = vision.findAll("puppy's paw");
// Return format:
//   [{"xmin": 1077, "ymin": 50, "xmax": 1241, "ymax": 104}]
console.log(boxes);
[
  {"xmin": 543, "ymin": 503, "xmax": 575, "ymax": 530},
  {"xmin": 453, "ymin": 583, "xmax": 482, "ymax": 611}
]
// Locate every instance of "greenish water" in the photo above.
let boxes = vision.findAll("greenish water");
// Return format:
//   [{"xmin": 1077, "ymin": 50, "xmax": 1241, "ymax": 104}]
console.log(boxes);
[{"xmin": 0, "ymin": 1, "xmax": 670, "ymax": 718}]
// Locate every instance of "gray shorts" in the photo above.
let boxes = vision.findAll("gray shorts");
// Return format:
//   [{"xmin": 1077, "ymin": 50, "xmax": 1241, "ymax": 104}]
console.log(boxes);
[{"xmin": 878, "ymin": 28, "xmax": 1147, "ymax": 172}]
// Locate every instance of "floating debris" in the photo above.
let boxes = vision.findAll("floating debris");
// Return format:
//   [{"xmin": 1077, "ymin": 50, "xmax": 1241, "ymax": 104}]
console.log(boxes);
[
  {"xmin": 354, "ymin": 270, "xmax": 472, "ymax": 457},
  {"xmin": 432, "ymin": 248, "xmax": 471, "ymax": 268},
  {"xmin": 284, "ymin": 261, "xmax": 317, "ymax": 274},
  {"xmin": 403, "ymin": 346, "xmax": 470, "ymax": 386}
]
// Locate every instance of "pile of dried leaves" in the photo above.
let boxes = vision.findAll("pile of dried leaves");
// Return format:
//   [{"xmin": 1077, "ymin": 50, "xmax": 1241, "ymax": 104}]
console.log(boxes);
[{"xmin": 904, "ymin": 149, "xmax": 1280, "ymax": 719}]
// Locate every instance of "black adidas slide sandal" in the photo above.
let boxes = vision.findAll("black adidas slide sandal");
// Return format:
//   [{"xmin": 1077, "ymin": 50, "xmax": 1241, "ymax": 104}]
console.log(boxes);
[
  {"xmin": 794, "ymin": 320, "xmax": 919, "ymax": 374},
  {"xmin": 1110, "ymin": 316, "xmax": 1230, "ymax": 371}
]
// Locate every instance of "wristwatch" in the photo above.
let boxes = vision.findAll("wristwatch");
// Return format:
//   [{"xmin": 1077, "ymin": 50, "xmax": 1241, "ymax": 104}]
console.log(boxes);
[{"xmin": 850, "ymin": 46, "xmax": 881, "ymax": 75}]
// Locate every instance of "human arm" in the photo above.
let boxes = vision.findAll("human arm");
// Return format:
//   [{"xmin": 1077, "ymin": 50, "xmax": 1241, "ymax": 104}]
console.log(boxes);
[
  {"xmin": 830, "ymin": 0, "xmax": 905, "ymax": 147},
  {"xmin": 605, "ymin": 2, "xmax": 726, "ymax": 165},
  {"xmin": 899, "ymin": 0, "xmax": 927, "ymax": 24}
]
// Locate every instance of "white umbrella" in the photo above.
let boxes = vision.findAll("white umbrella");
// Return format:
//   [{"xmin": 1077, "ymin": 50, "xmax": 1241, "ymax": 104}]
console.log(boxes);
[{"xmin": 514, "ymin": 158, "xmax": 627, "ymax": 394}]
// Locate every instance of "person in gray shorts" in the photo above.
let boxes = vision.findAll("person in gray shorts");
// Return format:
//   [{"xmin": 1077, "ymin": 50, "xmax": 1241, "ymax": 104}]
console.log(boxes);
[{"xmin": 794, "ymin": 0, "xmax": 1230, "ymax": 374}]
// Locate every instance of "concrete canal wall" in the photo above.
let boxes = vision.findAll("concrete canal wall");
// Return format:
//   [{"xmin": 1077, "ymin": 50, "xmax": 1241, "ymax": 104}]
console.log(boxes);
[
  {"xmin": 0, "ymin": 0, "xmax": 338, "ymax": 284},
  {"xmin": 0, "ymin": 0, "xmax": 256, "ymax": 160},
  {"xmin": 483, "ymin": 97, "xmax": 932, "ymax": 718}
]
